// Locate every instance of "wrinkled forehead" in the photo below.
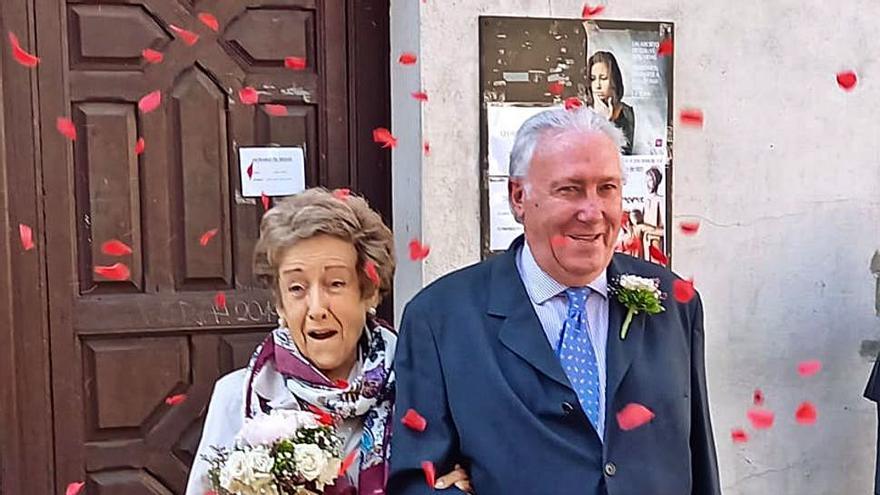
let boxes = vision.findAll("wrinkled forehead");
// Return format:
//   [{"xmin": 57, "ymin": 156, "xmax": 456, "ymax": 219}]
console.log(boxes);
[{"xmin": 529, "ymin": 129, "xmax": 622, "ymax": 181}]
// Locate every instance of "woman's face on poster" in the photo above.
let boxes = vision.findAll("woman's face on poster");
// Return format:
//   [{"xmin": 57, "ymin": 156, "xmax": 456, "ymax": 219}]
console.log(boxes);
[{"xmin": 590, "ymin": 62, "xmax": 613, "ymax": 101}]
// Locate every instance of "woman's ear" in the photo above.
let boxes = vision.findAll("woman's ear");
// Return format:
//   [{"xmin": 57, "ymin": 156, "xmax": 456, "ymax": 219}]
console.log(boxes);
[{"xmin": 365, "ymin": 289, "xmax": 380, "ymax": 313}]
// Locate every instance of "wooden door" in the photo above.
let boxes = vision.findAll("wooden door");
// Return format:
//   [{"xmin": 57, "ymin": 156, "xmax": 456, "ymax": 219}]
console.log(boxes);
[{"xmin": 31, "ymin": 1, "xmax": 386, "ymax": 493}]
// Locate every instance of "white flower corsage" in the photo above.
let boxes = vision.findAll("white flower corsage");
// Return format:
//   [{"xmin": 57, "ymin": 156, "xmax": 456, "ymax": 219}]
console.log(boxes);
[{"xmin": 610, "ymin": 274, "xmax": 665, "ymax": 340}]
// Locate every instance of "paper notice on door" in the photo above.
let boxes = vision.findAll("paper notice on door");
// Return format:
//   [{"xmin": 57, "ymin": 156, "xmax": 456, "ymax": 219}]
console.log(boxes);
[
  {"xmin": 488, "ymin": 176, "xmax": 523, "ymax": 251},
  {"xmin": 239, "ymin": 147, "xmax": 306, "ymax": 197}
]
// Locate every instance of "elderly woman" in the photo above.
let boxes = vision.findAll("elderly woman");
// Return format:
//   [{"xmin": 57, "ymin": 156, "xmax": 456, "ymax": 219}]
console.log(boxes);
[{"xmin": 186, "ymin": 188, "xmax": 470, "ymax": 495}]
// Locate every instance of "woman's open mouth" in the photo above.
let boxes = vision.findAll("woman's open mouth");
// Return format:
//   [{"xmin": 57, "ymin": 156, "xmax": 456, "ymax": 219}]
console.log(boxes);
[{"xmin": 307, "ymin": 329, "xmax": 339, "ymax": 341}]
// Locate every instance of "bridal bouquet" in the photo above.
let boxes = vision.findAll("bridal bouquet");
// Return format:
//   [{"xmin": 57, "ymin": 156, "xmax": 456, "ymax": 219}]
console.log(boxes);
[{"xmin": 205, "ymin": 409, "xmax": 343, "ymax": 495}]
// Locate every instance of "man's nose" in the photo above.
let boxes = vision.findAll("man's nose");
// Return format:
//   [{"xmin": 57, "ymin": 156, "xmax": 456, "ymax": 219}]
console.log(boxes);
[{"xmin": 575, "ymin": 198, "xmax": 603, "ymax": 223}]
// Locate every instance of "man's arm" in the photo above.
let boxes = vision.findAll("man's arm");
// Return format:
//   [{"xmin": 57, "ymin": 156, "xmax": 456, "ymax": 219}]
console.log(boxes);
[
  {"xmin": 689, "ymin": 294, "xmax": 722, "ymax": 495},
  {"xmin": 388, "ymin": 301, "xmax": 463, "ymax": 494}
]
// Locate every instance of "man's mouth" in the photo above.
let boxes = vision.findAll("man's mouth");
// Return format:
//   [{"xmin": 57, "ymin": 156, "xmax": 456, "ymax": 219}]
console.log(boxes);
[
  {"xmin": 307, "ymin": 329, "xmax": 339, "ymax": 341},
  {"xmin": 569, "ymin": 233, "xmax": 603, "ymax": 243}
]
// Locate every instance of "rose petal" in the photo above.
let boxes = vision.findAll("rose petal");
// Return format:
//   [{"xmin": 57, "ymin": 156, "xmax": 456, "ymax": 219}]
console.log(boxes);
[
  {"xmin": 564, "ymin": 97, "xmax": 583, "ymax": 110},
  {"xmin": 411, "ymin": 91, "xmax": 428, "ymax": 102},
  {"xmin": 836, "ymin": 70, "xmax": 857, "ymax": 91},
  {"xmin": 135, "ymin": 137, "xmax": 146, "ymax": 155},
  {"xmin": 616, "ymin": 403, "xmax": 655, "ymax": 431},
  {"xmin": 199, "ymin": 228, "xmax": 219, "ymax": 247},
  {"xmin": 239, "ymin": 87, "xmax": 259, "ymax": 105},
  {"xmin": 408, "ymin": 239, "xmax": 430, "ymax": 261},
  {"xmin": 284, "ymin": 56, "xmax": 307, "ymax": 70},
  {"xmin": 372, "ymin": 127, "xmax": 398, "ymax": 149},
  {"xmin": 548, "ymin": 81, "xmax": 564, "ymax": 96},
  {"xmin": 335, "ymin": 379, "xmax": 349, "ymax": 389},
  {"xmin": 214, "ymin": 291, "xmax": 226, "ymax": 310},
  {"xmin": 264, "ymin": 104, "xmax": 287, "ymax": 116},
  {"xmin": 94, "ymin": 263, "xmax": 131, "ymax": 281},
  {"xmin": 679, "ymin": 108, "xmax": 704, "ymax": 127},
  {"xmin": 56, "ymin": 117, "xmax": 77, "ymax": 141},
  {"xmin": 65, "ymin": 481, "xmax": 85, "ymax": 495},
  {"xmin": 746, "ymin": 407, "xmax": 775, "ymax": 429},
  {"xmin": 138, "ymin": 90, "xmax": 162, "ymax": 113},
  {"xmin": 423, "ymin": 140, "xmax": 431, "ymax": 156},
  {"xmin": 101, "ymin": 239, "xmax": 132, "ymax": 256},
  {"xmin": 421, "ymin": 461, "xmax": 436, "ymax": 487},
  {"xmin": 679, "ymin": 220, "xmax": 700, "ymax": 235},
  {"xmin": 795, "ymin": 401, "xmax": 817, "ymax": 425},
  {"xmin": 9, "ymin": 32, "xmax": 40, "ymax": 68},
  {"xmin": 365, "ymin": 260, "xmax": 380, "ymax": 286},
  {"xmin": 165, "ymin": 393, "xmax": 187, "ymax": 406},
  {"xmin": 19, "ymin": 223, "xmax": 34, "ymax": 251},
  {"xmin": 142, "ymin": 48, "xmax": 163, "ymax": 64},
  {"xmin": 581, "ymin": 4, "xmax": 605, "ymax": 18},
  {"xmin": 657, "ymin": 38, "xmax": 674, "ymax": 57},
  {"xmin": 672, "ymin": 279, "xmax": 695, "ymax": 303},
  {"xmin": 401, "ymin": 408, "xmax": 428, "ymax": 432},
  {"xmin": 797, "ymin": 359, "xmax": 822, "ymax": 377},
  {"xmin": 398, "ymin": 52, "xmax": 418, "ymax": 65},
  {"xmin": 550, "ymin": 235, "xmax": 569, "ymax": 248},
  {"xmin": 197, "ymin": 12, "xmax": 220, "ymax": 32},
  {"xmin": 307, "ymin": 404, "xmax": 335, "ymax": 426},
  {"xmin": 730, "ymin": 428, "xmax": 749, "ymax": 444},
  {"xmin": 333, "ymin": 188, "xmax": 351, "ymax": 200},
  {"xmin": 261, "ymin": 192, "xmax": 270, "ymax": 212},
  {"xmin": 753, "ymin": 388, "xmax": 764, "ymax": 406},
  {"xmin": 649, "ymin": 245, "xmax": 668, "ymax": 266},
  {"xmin": 339, "ymin": 449, "xmax": 358, "ymax": 476},
  {"xmin": 170, "ymin": 24, "xmax": 199, "ymax": 46}
]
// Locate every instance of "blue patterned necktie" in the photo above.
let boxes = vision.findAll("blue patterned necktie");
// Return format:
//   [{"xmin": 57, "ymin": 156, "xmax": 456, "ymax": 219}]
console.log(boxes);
[{"xmin": 558, "ymin": 287, "xmax": 601, "ymax": 431}]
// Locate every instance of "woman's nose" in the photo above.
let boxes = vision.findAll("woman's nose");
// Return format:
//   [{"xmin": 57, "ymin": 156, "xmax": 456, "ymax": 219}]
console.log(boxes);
[{"xmin": 306, "ymin": 287, "xmax": 329, "ymax": 320}]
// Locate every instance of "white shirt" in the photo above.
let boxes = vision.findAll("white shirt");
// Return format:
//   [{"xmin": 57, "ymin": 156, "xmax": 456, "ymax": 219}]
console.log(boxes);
[{"xmin": 515, "ymin": 240, "xmax": 610, "ymax": 439}]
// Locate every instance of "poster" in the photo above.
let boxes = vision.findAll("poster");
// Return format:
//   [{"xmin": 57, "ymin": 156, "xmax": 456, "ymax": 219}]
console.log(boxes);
[
  {"xmin": 488, "ymin": 177, "xmax": 523, "ymax": 251},
  {"xmin": 617, "ymin": 155, "xmax": 667, "ymax": 260},
  {"xmin": 239, "ymin": 147, "xmax": 306, "ymax": 198}
]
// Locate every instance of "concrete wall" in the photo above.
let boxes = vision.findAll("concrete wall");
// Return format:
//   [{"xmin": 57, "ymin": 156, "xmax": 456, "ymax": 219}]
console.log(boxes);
[{"xmin": 391, "ymin": 1, "xmax": 880, "ymax": 493}]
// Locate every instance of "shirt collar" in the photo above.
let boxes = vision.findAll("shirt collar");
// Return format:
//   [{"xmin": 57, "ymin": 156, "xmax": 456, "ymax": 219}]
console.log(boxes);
[{"xmin": 519, "ymin": 239, "xmax": 608, "ymax": 304}]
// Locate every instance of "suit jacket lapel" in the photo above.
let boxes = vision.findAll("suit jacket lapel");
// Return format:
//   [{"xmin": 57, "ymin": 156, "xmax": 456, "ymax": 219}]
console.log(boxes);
[
  {"xmin": 604, "ymin": 255, "xmax": 647, "ymax": 413},
  {"xmin": 490, "ymin": 237, "xmax": 573, "ymax": 391}
]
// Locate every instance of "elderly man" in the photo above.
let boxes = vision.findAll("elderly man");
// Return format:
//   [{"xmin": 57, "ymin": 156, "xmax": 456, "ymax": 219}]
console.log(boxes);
[{"xmin": 388, "ymin": 108, "xmax": 721, "ymax": 495}]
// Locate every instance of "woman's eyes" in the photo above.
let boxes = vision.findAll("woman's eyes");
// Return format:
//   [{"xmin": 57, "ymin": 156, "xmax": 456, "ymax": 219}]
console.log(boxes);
[{"xmin": 330, "ymin": 280, "xmax": 347, "ymax": 289}]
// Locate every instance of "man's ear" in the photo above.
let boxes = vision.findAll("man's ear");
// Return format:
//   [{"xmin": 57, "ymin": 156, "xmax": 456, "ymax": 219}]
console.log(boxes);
[{"xmin": 509, "ymin": 178, "xmax": 527, "ymax": 221}]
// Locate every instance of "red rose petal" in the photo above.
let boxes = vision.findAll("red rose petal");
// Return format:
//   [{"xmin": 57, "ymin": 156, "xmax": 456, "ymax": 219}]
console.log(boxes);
[
  {"xmin": 165, "ymin": 393, "xmax": 187, "ymax": 406},
  {"xmin": 550, "ymin": 235, "xmax": 569, "ymax": 248},
  {"xmin": 264, "ymin": 104, "xmax": 288, "ymax": 116},
  {"xmin": 672, "ymin": 279, "xmax": 695, "ymax": 303},
  {"xmin": 548, "ymin": 81, "xmax": 564, "ymax": 97},
  {"xmin": 335, "ymin": 379, "xmax": 349, "ymax": 389},
  {"xmin": 261, "ymin": 192, "xmax": 270, "ymax": 212},
  {"xmin": 679, "ymin": 220, "xmax": 700, "ymax": 235},
  {"xmin": 753, "ymin": 388, "xmax": 764, "ymax": 406},
  {"xmin": 198, "ymin": 12, "xmax": 220, "ymax": 32},
  {"xmin": 616, "ymin": 403, "xmax": 655, "ymax": 431},
  {"xmin": 8, "ymin": 32, "xmax": 39, "ymax": 68},
  {"xmin": 421, "ymin": 461, "xmax": 436, "ymax": 487},
  {"xmin": 797, "ymin": 359, "xmax": 822, "ymax": 377},
  {"xmin": 284, "ymin": 56, "xmax": 307, "ymax": 70},
  {"xmin": 581, "ymin": 4, "xmax": 605, "ymax": 18},
  {"xmin": 746, "ymin": 407, "xmax": 775, "ymax": 429},
  {"xmin": 199, "ymin": 228, "xmax": 219, "ymax": 247},
  {"xmin": 679, "ymin": 108, "xmax": 704, "ymax": 127},
  {"xmin": 657, "ymin": 38, "xmax": 674, "ymax": 57},
  {"xmin": 339, "ymin": 449, "xmax": 358, "ymax": 476},
  {"xmin": 423, "ymin": 141, "xmax": 431, "ymax": 156},
  {"xmin": 564, "ymin": 97, "xmax": 583, "ymax": 110},
  {"xmin": 408, "ymin": 239, "xmax": 430, "ymax": 261},
  {"xmin": 307, "ymin": 404, "xmax": 335, "ymax": 426},
  {"xmin": 245, "ymin": 162, "xmax": 254, "ymax": 180},
  {"xmin": 135, "ymin": 137, "xmax": 146, "ymax": 155},
  {"xmin": 142, "ymin": 48, "xmax": 163, "ymax": 64},
  {"xmin": 94, "ymin": 262, "xmax": 131, "ymax": 281},
  {"xmin": 170, "ymin": 24, "xmax": 199, "ymax": 46},
  {"xmin": 401, "ymin": 408, "xmax": 428, "ymax": 432},
  {"xmin": 649, "ymin": 245, "xmax": 668, "ymax": 266},
  {"xmin": 365, "ymin": 260, "xmax": 380, "ymax": 286},
  {"xmin": 138, "ymin": 90, "xmax": 162, "ymax": 113},
  {"xmin": 836, "ymin": 70, "xmax": 857, "ymax": 91},
  {"xmin": 56, "ymin": 117, "xmax": 77, "ymax": 141},
  {"xmin": 214, "ymin": 291, "xmax": 226, "ymax": 310},
  {"xmin": 411, "ymin": 91, "xmax": 428, "ymax": 102},
  {"xmin": 239, "ymin": 87, "xmax": 259, "ymax": 105},
  {"xmin": 795, "ymin": 401, "xmax": 817, "ymax": 425},
  {"xmin": 101, "ymin": 239, "xmax": 132, "ymax": 256},
  {"xmin": 730, "ymin": 428, "xmax": 749, "ymax": 444},
  {"xmin": 398, "ymin": 52, "xmax": 418, "ymax": 65},
  {"xmin": 19, "ymin": 223, "xmax": 34, "ymax": 251},
  {"xmin": 65, "ymin": 481, "xmax": 85, "ymax": 495},
  {"xmin": 333, "ymin": 188, "xmax": 351, "ymax": 200},
  {"xmin": 372, "ymin": 127, "xmax": 398, "ymax": 149}
]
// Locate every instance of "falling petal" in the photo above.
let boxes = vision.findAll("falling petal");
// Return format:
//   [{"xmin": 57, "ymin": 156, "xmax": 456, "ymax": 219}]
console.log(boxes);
[
  {"xmin": 9, "ymin": 32, "xmax": 39, "ymax": 67},
  {"xmin": 753, "ymin": 388, "xmax": 764, "ymax": 406},
  {"xmin": 679, "ymin": 108, "xmax": 704, "ymax": 127},
  {"xmin": 421, "ymin": 461, "xmax": 436, "ymax": 487},
  {"xmin": 307, "ymin": 404, "xmax": 335, "ymax": 426},
  {"xmin": 672, "ymin": 279, "xmax": 695, "ymax": 303},
  {"xmin": 333, "ymin": 188, "xmax": 351, "ymax": 200},
  {"xmin": 261, "ymin": 192, "xmax": 270, "ymax": 211},
  {"xmin": 398, "ymin": 52, "xmax": 418, "ymax": 65},
  {"xmin": 548, "ymin": 81, "xmax": 564, "ymax": 96},
  {"xmin": 170, "ymin": 25, "xmax": 199, "ymax": 46},
  {"xmin": 550, "ymin": 235, "xmax": 569, "ymax": 248},
  {"xmin": 56, "ymin": 117, "xmax": 76, "ymax": 141},
  {"xmin": 372, "ymin": 127, "xmax": 398, "ymax": 149},
  {"xmin": 795, "ymin": 401, "xmax": 817, "ymax": 425},
  {"xmin": 101, "ymin": 239, "xmax": 132, "ymax": 256},
  {"xmin": 264, "ymin": 104, "xmax": 287, "ymax": 116},
  {"xmin": 284, "ymin": 56, "xmax": 307, "ymax": 70},
  {"xmin": 165, "ymin": 393, "xmax": 187, "ymax": 406},
  {"xmin": 94, "ymin": 263, "xmax": 131, "ymax": 281},
  {"xmin": 19, "ymin": 224, "xmax": 34, "ymax": 251},
  {"xmin": 197, "ymin": 12, "xmax": 220, "ymax": 32},
  {"xmin": 657, "ymin": 38, "xmax": 674, "ymax": 57},
  {"xmin": 679, "ymin": 220, "xmax": 700, "ymax": 235},
  {"xmin": 142, "ymin": 48, "xmax": 163, "ymax": 64},
  {"xmin": 423, "ymin": 140, "xmax": 431, "ymax": 156},
  {"xmin": 239, "ymin": 87, "xmax": 259, "ymax": 105},
  {"xmin": 365, "ymin": 260, "xmax": 380, "ymax": 286},
  {"xmin": 214, "ymin": 291, "xmax": 226, "ymax": 310},
  {"xmin": 408, "ymin": 239, "xmax": 430, "ymax": 261},
  {"xmin": 797, "ymin": 359, "xmax": 822, "ymax": 377},
  {"xmin": 616, "ymin": 403, "xmax": 655, "ymax": 431},
  {"xmin": 836, "ymin": 70, "xmax": 857, "ymax": 91},
  {"xmin": 65, "ymin": 481, "xmax": 85, "ymax": 495},
  {"xmin": 564, "ymin": 97, "xmax": 583, "ymax": 110},
  {"xmin": 339, "ymin": 449, "xmax": 358, "ymax": 476},
  {"xmin": 135, "ymin": 137, "xmax": 146, "ymax": 155},
  {"xmin": 730, "ymin": 428, "xmax": 749, "ymax": 444},
  {"xmin": 335, "ymin": 379, "xmax": 349, "ymax": 389},
  {"xmin": 746, "ymin": 407, "xmax": 775, "ymax": 429},
  {"xmin": 138, "ymin": 90, "xmax": 162, "ymax": 113},
  {"xmin": 581, "ymin": 4, "xmax": 605, "ymax": 18},
  {"xmin": 199, "ymin": 228, "xmax": 219, "ymax": 247},
  {"xmin": 411, "ymin": 91, "xmax": 428, "ymax": 102},
  {"xmin": 649, "ymin": 245, "xmax": 668, "ymax": 265},
  {"xmin": 401, "ymin": 408, "xmax": 428, "ymax": 432}
]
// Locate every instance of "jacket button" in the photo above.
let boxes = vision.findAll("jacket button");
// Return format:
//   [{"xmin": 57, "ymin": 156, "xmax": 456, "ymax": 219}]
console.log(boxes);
[
  {"xmin": 561, "ymin": 402, "xmax": 575, "ymax": 415},
  {"xmin": 604, "ymin": 462, "xmax": 617, "ymax": 477}
]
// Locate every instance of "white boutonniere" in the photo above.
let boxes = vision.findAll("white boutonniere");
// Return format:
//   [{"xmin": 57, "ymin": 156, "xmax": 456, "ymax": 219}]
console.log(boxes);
[{"xmin": 610, "ymin": 274, "xmax": 666, "ymax": 340}]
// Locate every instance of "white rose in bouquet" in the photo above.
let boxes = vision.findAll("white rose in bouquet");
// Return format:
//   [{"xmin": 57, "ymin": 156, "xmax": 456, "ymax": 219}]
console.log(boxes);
[
  {"xmin": 238, "ymin": 409, "xmax": 319, "ymax": 446},
  {"xmin": 293, "ymin": 444, "xmax": 328, "ymax": 482}
]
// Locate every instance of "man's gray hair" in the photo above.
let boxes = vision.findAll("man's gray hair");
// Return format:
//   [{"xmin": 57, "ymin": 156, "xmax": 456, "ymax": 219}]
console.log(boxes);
[{"xmin": 507, "ymin": 107, "xmax": 626, "ymax": 223}]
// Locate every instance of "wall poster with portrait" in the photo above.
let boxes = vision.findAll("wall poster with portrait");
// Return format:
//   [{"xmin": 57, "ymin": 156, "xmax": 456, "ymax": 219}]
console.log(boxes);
[{"xmin": 479, "ymin": 17, "xmax": 674, "ymax": 265}]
